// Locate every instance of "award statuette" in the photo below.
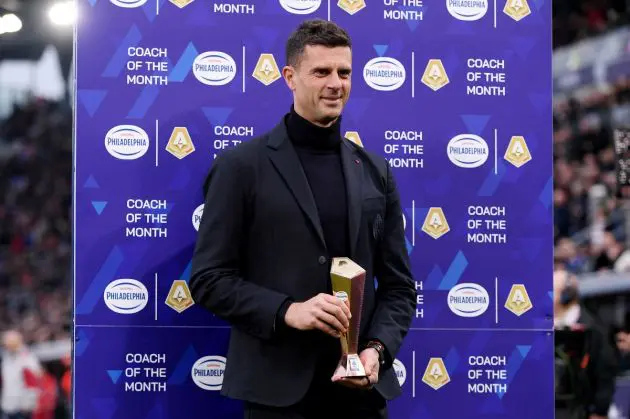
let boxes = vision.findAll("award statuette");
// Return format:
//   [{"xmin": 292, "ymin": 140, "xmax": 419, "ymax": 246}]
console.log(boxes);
[{"xmin": 330, "ymin": 257, "xmax": 366, "ymax": 378}]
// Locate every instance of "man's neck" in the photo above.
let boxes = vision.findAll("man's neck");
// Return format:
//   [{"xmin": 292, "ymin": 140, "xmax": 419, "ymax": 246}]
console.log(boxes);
[{"xmin": 286, "ymin": 105, "xmax": 341, "ymax": 151}]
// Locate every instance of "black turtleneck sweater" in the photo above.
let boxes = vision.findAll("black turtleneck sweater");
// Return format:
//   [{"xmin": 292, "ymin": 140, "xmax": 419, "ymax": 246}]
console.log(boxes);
[
  {"xmin": 285, "ymin": 106, "xmax": 350, "ymax": 260},
  {"xmin": 275, "ymin": 107, "xmax": 350, "ymax": 337},
  {"xmin": 283, "ymin": 106, "xmax": 350, "ymax": 377}
]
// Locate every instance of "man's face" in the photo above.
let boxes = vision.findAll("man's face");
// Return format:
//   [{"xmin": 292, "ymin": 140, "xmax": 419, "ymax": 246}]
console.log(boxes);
[
  {"xmin": 617, "ymin": 332, "xmax": 630, "ymax": 354},
  {"xmin": 283, "ymin": 45, "xmax": 352, "ymax": 127},
  {"xmin": 553, "ymin": 268, "xmax": 578, "ymax": 307},
  {"xmin": 552, "ymin": 269, "xmax": 565, "ymax": 306},
  {"xmin": 3, "ymin": 331, "xmax": 21, "ymax": 353}
]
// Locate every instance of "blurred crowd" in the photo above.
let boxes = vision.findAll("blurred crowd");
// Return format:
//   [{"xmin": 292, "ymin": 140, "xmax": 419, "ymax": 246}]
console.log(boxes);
[
  {"xmin": 553, "ymin": 76, "xmax": 630, "ymax": 275},
  {"xmin": 0, "ymin": 98, "xmax": 72, "ymax": 347},
  {"xmin": 553, "ymin": 0, "xmax": 630, "ymax": 49},
  {"xmin": 0, "ymin": 98, "xmax": 72, "ymax": 418}
]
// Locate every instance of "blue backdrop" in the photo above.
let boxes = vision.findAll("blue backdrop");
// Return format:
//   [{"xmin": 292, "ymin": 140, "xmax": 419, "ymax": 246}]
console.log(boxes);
[{"xmin": 73, "ymin": 0, "xmax": 554, "ymax": 417}]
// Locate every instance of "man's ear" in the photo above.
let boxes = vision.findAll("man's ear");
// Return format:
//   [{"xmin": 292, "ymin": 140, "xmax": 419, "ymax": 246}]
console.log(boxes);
[{"xmin": 283, "ymin": 66, "xmax": 296, "ymax": 91}]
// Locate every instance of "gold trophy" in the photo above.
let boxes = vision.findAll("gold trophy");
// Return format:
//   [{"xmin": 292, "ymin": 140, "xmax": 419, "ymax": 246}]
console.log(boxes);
[{"xmin": 330, "ymin": 257, "xmax": 366, "ymax": 378}]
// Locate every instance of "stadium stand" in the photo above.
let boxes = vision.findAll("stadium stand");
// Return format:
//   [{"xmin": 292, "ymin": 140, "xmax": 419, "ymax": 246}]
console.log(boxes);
[
  {"xmin": 553, "ymin": 76, "xmax": 630, "ymax": 273},
  {"xmin": 0, "ymin": 98, "xmax": 72, "ymax": 419},
  {"xmin": 0, "ymin": 98, "xmax": 72, "ymax": 346},
  {"xmin": 553, "ymin": 0, "xmax": 630, "ymax": 48}
]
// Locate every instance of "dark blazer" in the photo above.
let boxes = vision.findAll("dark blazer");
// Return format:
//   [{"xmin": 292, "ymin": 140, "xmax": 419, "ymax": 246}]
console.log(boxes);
[{"xmin": 189, "ymin": 115, "xmax": 416, "ymax": 407}]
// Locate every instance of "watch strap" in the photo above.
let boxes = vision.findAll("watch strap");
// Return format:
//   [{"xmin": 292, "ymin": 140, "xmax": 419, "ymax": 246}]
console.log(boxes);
[{"xmin": 366, "ymin": 340, "xmax": 385, "ymax": 365}]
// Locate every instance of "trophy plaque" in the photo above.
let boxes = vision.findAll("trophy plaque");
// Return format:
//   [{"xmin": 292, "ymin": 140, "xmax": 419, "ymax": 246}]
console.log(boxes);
[{"xmin": 330, "ymin": 257, "xmax": 366, "ymax": 378}]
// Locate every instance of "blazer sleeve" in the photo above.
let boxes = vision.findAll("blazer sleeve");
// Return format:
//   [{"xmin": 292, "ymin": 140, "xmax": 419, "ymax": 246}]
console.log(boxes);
[
  {"xmin": 189, "ymin": 150, "xmax": 290, "ymax": 341},
  {"xmin": 367, "ymin": 163, "xmax": 416, "ymax": 369}
]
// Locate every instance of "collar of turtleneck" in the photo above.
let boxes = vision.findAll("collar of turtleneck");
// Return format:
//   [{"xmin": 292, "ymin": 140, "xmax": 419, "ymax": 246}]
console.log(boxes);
[{"xmin": 285, "ymin": 105, "xmax": 342, "ymax": 151}]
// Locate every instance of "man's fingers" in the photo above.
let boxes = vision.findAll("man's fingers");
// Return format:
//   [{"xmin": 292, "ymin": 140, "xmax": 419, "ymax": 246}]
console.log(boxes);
[
  {"xmin": 369, "ymin": 372, "xmax": 378, "ymax": 385},
  {"xmin": 360, "ymin": 354, "xmax": 378, "ymax": 376},
  {"xmin": 363, "ymin": 361, "xmax": 374, "ymax": 377},
  {"xmin": 313, "ymin": 319, "xmax": 341, "ymax": 338},
  {"xmin": 321, "ymin": 294, "xmax": 352, "ymax": 320},
  {"xmin": 315, "ymin": 310, "xmax": 346, "ymax": 334},
  {"xmin": 338, "ymin": 298, "xmax": 352, "ymax": 319},
  {"xmin": 334, "ymin": 377, "xmax": 361, "ymax": 387},
  {"xmin": 336, "ymin": 376, "xmax": 372, "ymax": 389},
  {"xmin": 320, "ymin": 303, "xmax": 350, "ymax": 330}
]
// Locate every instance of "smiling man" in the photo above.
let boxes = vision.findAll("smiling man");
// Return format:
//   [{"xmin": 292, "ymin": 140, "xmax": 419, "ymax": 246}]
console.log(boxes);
[{"xmin": 190, "ymin": 19, "xmax": 415, "ymax": 419}]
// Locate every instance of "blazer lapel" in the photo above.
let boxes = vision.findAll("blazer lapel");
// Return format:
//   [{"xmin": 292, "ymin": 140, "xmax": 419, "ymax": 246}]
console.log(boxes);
[
  {"xmin": 267, "ymin": 121, "xmax": 327, "ymax": 250},
  {"xmin": 340, "ymin": 141, "xmax": 363, "ymax": 258}
]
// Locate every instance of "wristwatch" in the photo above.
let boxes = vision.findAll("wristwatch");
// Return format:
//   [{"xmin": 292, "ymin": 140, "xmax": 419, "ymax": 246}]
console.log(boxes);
[{"xmin": 366, "ymin": 340, "xmax": 386, "ymax": 366}]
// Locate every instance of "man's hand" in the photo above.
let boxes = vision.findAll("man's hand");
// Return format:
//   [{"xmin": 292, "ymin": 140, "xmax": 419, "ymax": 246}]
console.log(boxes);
[
  {"xmin": 331, "ymin": 348, "xmax": 380, "ymax": 390},
  {"xmin": 284, "ymin": 293, "xmax": 351, "ymax": 338}
]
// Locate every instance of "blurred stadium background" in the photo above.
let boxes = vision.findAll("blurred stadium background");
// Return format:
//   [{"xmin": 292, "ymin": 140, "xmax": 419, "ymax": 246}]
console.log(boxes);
[{"xmin": 0, "ymin": 0, "xmax": 630, "ymax": 418}]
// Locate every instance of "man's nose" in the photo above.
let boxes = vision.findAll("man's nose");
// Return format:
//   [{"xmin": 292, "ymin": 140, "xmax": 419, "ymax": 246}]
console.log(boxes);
[{"xmin": 327, "ymin": 72, "xmax": 343, "ymax": 89}]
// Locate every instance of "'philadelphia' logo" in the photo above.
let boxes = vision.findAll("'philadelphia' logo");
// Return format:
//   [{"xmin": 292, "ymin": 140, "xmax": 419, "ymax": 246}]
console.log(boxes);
[
  {"xmin": 447, "ymin": 134, "xmax": 489, "ymax": 168},
  {"xmin": 279, "ymin": 0, "xmax": 321, "ymax": 14},
  {"xmin": 363, "ymin": 57, "xmax": 406, "ymax": 91},
  {"xmin": 191, "ymin": 356, "xmax": 227, "ymax": 390},
  {"xmin": 447, "ymin": 283, "xmax": 489, "ymax": 317},
  {"xmin": 110, "ymin": 0, "xmax": 148, "ymax": 7},
  {"xmin": 446, "ymin": 0, "xmax": 488, "ymax": 20},
  {"xmin": 103, "ymin": 279, "xmax": 149, "ymax": 314},
  {"xmin": 105, "ymin": 125, "xmax": 150, "ymax": 160},
  {"xmin": 393, "ymin": 359, "xmax": 407, "ymax": 386},
  {"xmin": 192, "ymin": 204, "xmax": 204, "ymax": 231},
  {"xmin": 193, "ymin": 52, "xmax": 237, "ymax": 86}
]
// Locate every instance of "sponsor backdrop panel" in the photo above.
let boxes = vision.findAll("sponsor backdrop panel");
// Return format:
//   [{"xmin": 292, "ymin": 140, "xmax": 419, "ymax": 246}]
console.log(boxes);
[
  {"xmin": 74, "ymin": 0, "xmax": 553, "ymax": 416},
  {"xmin": 73, "ymin": 325, "xmax": 239, "ymax": 418},
  {"xmin": 74, "ymin": 326, "xmax": 553, "ymax": 419},
  {"xmin": 390, "ymin": 329, "xmax": 555, "ymax": 419},
  {"xmin": 330, "ymin": 1, "xmax": 553, "ymax": 330},
  {"xmin": 331, "ymin": 0, "xmax": 550, "ymax": 36}
]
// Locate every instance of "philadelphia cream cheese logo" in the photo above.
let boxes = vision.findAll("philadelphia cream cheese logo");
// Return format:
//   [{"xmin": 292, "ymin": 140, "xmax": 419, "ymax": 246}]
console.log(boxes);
[
  {"xmin": 447, "ymin": 0, "xmax": 488, "ymax": 20},
  {"xmin": 110, "ymin": 0, "xmax": 148, "ymax": 7},
  {"xmin": 279, "ymin": 0, "xmax": 321, "ymax": 14},
  {"xmin": 193, "ymin": 52, "xmax": 237, "ymax": 86},
  {"xmin": 192, "ymin": 204, "xmax": 204, "ymax": 231},
  {"xmin": 447, "ymin": 134, "xmax": 489, "ymax": 168},
  {"xmin": 105, "ymin": 125, "xmax": 150, "ymax": 160},
  {"xmin": 363, "ymin": 57, "xmax": 406, "ymax": 91},
  {"xmin": 191, "ymin": 356, "xmax": 227, "ymax": 391},
  {"xmin": 103, "ymin": 279, "xmax": 149, "ymax": 314},
  {"xmin": 447, "ymin": 283, "xmax": 489, "ymax": 317},
  {"xmin": 393, "ymin": 359, "xmax": 407, "ymax": 386}
]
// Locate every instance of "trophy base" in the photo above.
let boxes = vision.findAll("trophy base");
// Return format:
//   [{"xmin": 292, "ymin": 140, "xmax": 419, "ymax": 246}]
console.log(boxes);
[{"xmin": 334, "ymin": 353, "xmax": 366, "ymax": 378}]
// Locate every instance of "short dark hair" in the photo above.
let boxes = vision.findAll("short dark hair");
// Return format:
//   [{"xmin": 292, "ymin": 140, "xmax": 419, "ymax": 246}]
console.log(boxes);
[{"xmin": 285, "ymin": 19, "xmax": 352, "ymax": 67}]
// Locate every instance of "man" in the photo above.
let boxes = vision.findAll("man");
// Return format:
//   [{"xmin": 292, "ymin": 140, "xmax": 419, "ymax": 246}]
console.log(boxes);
[
  {"xmin": 1, "ymin": 330, "xmax": 42, "ymax": 419},
  {"xmin": 190, "ymin": 19, "xmax": 416, "ymax": 419},
  {"xmin": 614, "ymin": 326, "xmax": 630, "ymax": 372},
  {"xmin": 553, "ymin": 268, "xmax": 617, "ymax": 419}
]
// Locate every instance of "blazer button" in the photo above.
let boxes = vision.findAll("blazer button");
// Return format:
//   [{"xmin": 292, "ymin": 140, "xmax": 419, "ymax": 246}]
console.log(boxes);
[{"xmin": 318, "ymin": 256, "xmax": 327, "ymax": 265}]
